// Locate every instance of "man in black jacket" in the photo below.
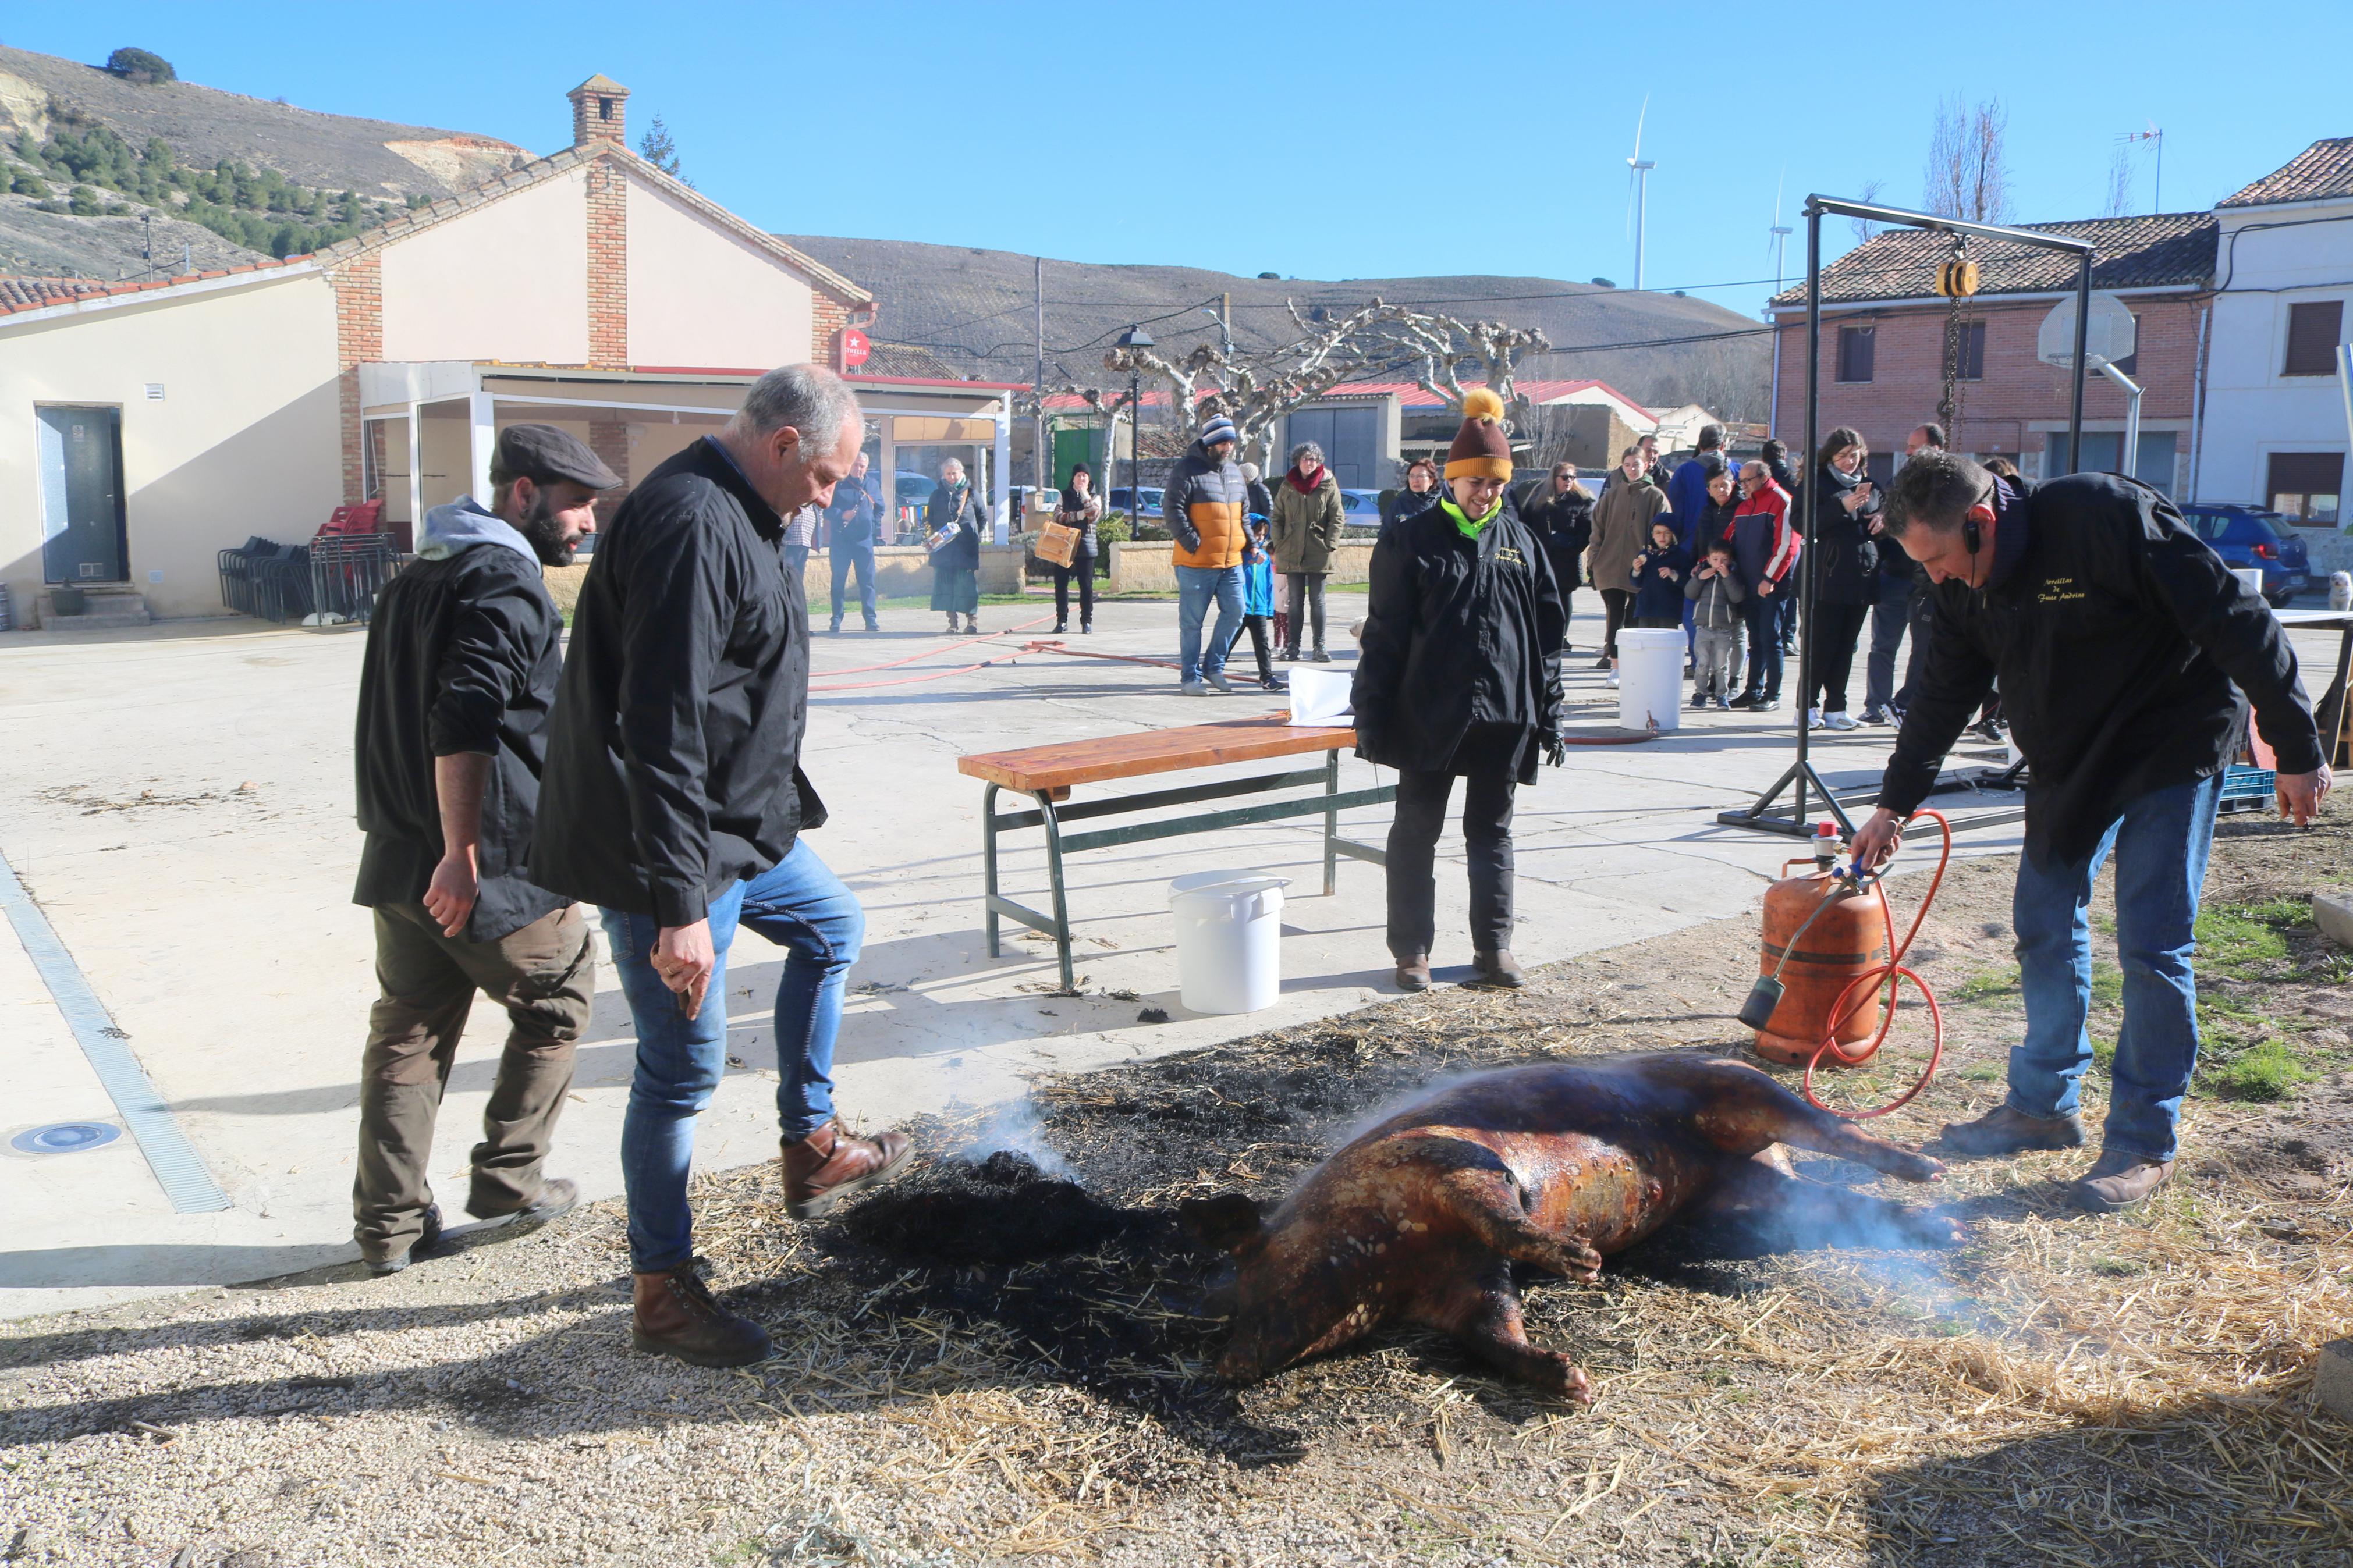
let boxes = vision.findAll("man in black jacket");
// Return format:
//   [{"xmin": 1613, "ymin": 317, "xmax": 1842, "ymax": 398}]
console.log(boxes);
[
  {"xmin": 537, "ymin": 364, "xmax": 906, "ymax": 1367},
  {"xmin": 824, "ymin": 450, "xmax": 880, "ymax": 634},
  {"xmin": 1852, "ymin": 453, "xmax": 2330, "ymax": 1212},
  {"xmin": 350, "ymin": 424, "xmax": 614, "ymax": 1275},
  {"xmin": 1354, "ymin": 389, "xmax": 1566, "ymax": 993}
]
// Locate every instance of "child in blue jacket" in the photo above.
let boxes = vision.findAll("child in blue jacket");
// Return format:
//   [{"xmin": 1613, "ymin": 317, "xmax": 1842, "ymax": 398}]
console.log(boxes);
[
  {"xmin": 1628, "ymin": 519, "xmax": 1691, "ymax": 628},
  {"xmin": 1231, "ymin": 516, "xmax": 1283, "ymax": 691}
]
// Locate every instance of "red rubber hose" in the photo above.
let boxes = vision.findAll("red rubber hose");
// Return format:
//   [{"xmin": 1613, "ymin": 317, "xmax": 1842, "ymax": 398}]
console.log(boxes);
[{"xmin": 1799, "ymin": 808, "xmax": 1951, "ymax": 1120}]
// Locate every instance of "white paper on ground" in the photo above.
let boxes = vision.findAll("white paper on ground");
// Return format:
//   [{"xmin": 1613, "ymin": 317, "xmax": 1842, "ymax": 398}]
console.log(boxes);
[{"xmin": 1286, "ymin": 666, "xmax": 1354, "ymax": 726}]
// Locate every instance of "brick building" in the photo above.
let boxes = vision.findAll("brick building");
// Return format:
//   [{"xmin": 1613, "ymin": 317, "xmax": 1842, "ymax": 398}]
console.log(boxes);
[{"xmin": 1766, "ymin": 213, "xmax": 2217, "ymax": 495}]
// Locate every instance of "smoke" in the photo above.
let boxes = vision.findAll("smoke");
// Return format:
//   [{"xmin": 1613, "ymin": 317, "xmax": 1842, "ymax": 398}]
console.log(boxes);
[{"xmin": 953, "ymin": 1095, "xmax": 1071, "ymax": 1180}]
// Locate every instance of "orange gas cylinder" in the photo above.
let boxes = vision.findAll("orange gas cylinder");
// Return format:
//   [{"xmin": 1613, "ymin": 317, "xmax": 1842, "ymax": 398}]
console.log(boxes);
[{"xmin": 1752, "ymin": 832, "xmax": 1889, "ymax": 1067}]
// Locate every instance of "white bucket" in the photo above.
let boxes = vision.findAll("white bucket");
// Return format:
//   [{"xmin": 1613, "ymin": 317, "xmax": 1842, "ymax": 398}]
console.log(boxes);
[
  {"xmin": 2231, "ymin": 567, "xmax": 2265, "ymax": 599},
  {"xmin": 1616, "ymin": 627, "xmax": 1685, "ymax": 733},
  {"xmin": 1167, "ymin": 870, "xmax": 1290, "ymax": 1014}
]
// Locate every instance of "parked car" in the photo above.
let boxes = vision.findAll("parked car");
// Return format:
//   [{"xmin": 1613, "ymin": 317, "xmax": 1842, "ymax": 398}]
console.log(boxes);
[
  {"xmin": 893, "ymin": 471, "xmax": 939, "ymax": 509},
  {"xmin": 2181, "ymin": 503, "xmax": 2312, "ymax": 605},
  {"xmin": 1339, "ymin": 489, "xmax": 1384, "ymax": 529},
  {"xmin": 1007, "ymin": 485, "xmax": 1061, "ymax": 520},
  {"xmin": 1106, "ymin": 486, "xmax": 1163, "ymax": 521}
]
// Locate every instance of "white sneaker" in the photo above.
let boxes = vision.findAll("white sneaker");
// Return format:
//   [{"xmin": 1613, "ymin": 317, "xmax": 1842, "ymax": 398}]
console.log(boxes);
[
  {"xmin": 1607, "ymin": 673, "xmax": 1620, "ymax": 688},
  {"xmin": 1204, "ymin": 670, "xmax": 1234, "ymax": 694},
  {"xmin": 1825, "ymin": 710, "xmax": 1859, "ymax": 731},
  {"xmin": 1181, "ymin": 680, "xmax": 1209, "ymax": 696},
  {"xmin": 1807, "ymin": 707, "xmax": 1825, "ymax": 730}
]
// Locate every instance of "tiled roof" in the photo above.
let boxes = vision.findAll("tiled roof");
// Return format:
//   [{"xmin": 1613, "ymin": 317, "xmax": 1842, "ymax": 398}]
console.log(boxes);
[
  {"xmin": 1769, "ymin": 211, "xmax": 2216, "ymax": 308},
  {"xmin": 860, "ymin": 340, "xmax": 966, "ymax": 380},
  {"xmin": 0, "ymin": 276, "xmax": 128, "ymax": 310},
  {"xmin": 1, "ymin": 143, "xmax": 871, "ymax": 322},
  {"xmin": 2219, "ymin": 136, "xmax": 2353, "ymax": 209},
  {"xmin": 0, "ymin": 257, "xmax": 309, "ymax": 318}
]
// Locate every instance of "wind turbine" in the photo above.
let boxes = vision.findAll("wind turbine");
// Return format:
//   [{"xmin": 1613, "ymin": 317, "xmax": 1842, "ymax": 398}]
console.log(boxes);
[
  {"xmin": 1767, "ymin": 170, "xmax": 1792, "ymax": 294},
  {"xmin": 1625, "ymin": 96, "xmax": 1656, "ymax": 291}
]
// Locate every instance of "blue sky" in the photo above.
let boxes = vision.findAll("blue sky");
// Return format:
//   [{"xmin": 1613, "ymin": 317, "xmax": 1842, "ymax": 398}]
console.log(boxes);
[{"xmin": 10, "ymin": 3, "xmax": 2349, "ymax": 319}]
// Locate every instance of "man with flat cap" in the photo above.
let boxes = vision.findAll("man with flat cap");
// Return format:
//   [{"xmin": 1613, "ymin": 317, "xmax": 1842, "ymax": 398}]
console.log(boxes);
[{"xmin": 347, "ymin": 424, "xmax": 615, "ymax": 1275}]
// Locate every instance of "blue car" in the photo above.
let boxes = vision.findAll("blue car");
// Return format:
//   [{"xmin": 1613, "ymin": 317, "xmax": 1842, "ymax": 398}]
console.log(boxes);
[
  {"xmin": 1106, "ymin": 486, "xmax": 1163, "ymax": 521},
  {"xmin": 2181, "ymin": 504, "xmax": 2311, "ymax": 605}
]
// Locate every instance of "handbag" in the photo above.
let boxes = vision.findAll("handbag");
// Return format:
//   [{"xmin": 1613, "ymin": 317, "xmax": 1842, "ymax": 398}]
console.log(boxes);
[{"xmin": 1036, "ymin": 521, "xmax": 1080, "ymax": 567}]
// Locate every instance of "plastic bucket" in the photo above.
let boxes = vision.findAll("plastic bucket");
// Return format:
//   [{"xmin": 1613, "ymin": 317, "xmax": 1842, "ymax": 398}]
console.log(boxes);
[
  {"xmin": 1616, "ymin": 627, "xmax": 1684, "ymax": 732},
  {"xmin": 2231, "ymin": 567, "xmax": 2265, "ymax": 600},
  {"xmin": 1167, "ymin": 870, "xmax": 1291, "ymax": 1014}
]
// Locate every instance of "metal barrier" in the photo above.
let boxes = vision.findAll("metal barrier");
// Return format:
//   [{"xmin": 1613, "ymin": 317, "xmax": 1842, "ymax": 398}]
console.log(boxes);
[{"xmin": 309, "ymin": 533, "xmax": 403, "ymax": 624}]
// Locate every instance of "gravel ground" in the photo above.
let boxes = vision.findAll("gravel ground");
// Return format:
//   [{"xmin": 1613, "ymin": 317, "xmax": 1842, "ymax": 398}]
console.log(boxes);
[{"xmin": 3, "ymin": 810, "xmax": 2348, "ymax": 1568}]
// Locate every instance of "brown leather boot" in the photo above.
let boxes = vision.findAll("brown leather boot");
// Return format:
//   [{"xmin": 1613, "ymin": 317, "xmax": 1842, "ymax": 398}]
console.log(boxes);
[
  {"xmin": 1473, "ymin": 949, "xmax": 1525, "ymax": 988},
  {"xmin": 631, "ymin": 1258, "xmax": 771, "ymax": 1367},
  {"xmin": 1394, "ymin": 954, "xmax": 1432, "ymax": 991},
  {"xmin": 781, "ymin": 1121, "xmax": 911, "ymax": 1220}
]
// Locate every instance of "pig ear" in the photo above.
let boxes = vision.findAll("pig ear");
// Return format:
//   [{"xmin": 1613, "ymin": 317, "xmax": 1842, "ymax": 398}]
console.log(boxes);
[{"xmin": 1179, "ymin": 1192, "xmax": 1265, "ymax": 1253}]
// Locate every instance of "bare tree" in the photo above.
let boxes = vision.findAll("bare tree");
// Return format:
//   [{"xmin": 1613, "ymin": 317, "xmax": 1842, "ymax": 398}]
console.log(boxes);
[
  {"xmin": 2102, "ymin": 144, "xmax": 2134, "ymax": 218},
  {"xmin": 1850, "ymin": 178, "xmax": 1889, "ymax": 246},
  {"xmin": 1103, "ymin": 300, "xmax": 1550, "ymax": 469},
  {"xmin": 1924, "ymin": 97, "xmax": 2011, "ymax": 223}
]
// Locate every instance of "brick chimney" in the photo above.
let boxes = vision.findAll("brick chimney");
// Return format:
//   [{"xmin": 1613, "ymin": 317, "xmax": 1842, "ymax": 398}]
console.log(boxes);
[{"xmin": 566, "ymin": 75, "xmax": 630, "ymax": 147}]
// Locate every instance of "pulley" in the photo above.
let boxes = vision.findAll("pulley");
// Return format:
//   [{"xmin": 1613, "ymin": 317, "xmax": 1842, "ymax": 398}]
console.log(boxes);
[{"xmin": 1934, "ymin": 257, "xmax": 1981, "ymax": 298}]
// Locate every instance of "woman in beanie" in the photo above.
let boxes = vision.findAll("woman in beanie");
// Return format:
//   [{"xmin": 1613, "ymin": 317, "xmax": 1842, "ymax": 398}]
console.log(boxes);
[{"xmin": 1352, "ymin": 388, "xmax": 1567, "ymax": 992}]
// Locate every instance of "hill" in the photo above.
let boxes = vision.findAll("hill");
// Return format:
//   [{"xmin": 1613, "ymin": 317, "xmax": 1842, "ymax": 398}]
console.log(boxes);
[
  {"xmin": 0, "ymin": 42, "xmax": 525, "ymax": 277},
  {"xmin": 780, "ymin": 235, "xmax": 1772, "ymax": 419}
]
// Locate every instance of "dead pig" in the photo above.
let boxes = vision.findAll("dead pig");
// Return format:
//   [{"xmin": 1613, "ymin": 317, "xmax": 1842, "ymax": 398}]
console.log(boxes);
[{"xmin": 1181, "ymin": 1053, "xmax": 1961, "ymax": 1403}]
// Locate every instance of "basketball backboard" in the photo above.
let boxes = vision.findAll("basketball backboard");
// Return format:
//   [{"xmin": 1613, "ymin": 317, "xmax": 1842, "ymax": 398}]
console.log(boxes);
[{"xmin": 2038, "ymin": 293, "xmax": 2138, "ymax": 367}]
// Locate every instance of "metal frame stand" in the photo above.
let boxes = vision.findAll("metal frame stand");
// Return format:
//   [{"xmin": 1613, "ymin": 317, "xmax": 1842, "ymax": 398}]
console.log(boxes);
[
  {"xmin": 982, "ymin": 749, "xmax": 1393, "ymax": 991},
  {"xmin": 1722, "ymin": 195, "xmax": 2098, "ymax": 838}
]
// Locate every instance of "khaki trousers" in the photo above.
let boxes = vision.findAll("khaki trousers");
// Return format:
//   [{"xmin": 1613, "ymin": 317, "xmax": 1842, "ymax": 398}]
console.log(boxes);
[{"xmin": 353, "ymin": 902, "xmax": 594, "ymax": 1262}]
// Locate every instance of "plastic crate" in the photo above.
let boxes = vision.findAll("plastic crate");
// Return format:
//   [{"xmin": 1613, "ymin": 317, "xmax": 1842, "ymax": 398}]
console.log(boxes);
[{"xmin": 2217, "ymin": 765, "xmax": 2276, "ymax": 814}]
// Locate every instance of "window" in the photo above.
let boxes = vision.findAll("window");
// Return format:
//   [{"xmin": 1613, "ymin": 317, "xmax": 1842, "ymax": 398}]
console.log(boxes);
[
  {"xmin": 1836, "ymin": 325, "xmax": 1875, "ymax": 382},
  {"xmin": 2112, "ymin": 314, "xmax": 2141, "ymax": 377},
  {"xmin": 2283, "ymin": 300, "xmax": 2343, "ymax": 377},
  {"xmin": 1955, "ymin": 320, "xmax": 1986, "ymax": 381},
  {"xmin": 2267, "ymin": 451, "xmax": 2343, "ymax": 525},
  {"xmin": 2046, "ymin": 431, "xmax": 2178, "ymax": 495}
]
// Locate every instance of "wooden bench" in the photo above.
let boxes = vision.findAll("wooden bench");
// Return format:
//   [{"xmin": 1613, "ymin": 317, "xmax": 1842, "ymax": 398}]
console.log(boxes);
[{"xmin": 956, "ymin": 717, "xmax": 1394, "ymax": 991}]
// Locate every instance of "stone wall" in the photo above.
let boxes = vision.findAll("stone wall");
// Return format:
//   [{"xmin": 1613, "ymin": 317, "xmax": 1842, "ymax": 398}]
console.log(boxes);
[{"xmin": 1102, "ymin": 541, "xmax": 1376, "ymax": 594}]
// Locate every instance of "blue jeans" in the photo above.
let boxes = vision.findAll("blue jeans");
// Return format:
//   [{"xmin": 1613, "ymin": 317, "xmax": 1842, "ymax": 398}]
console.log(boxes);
[
  {"xmin": 829, "ymin": 541, "xmax": 876, "ymax": 628},
  {"xmin": 1741, "ymin": 591, "xmax": 1784, "ymax": 699},
  {"xmin": 1176, "ymin": 563, "xmax": 1243, "ymax": 682},
  {"xmin": 1864, "ymin": 572, "xmax": 1918, "ymax": 716},
  {"xmin": 2006, "ymin": 774, "xmax": 2223, "ymax": 1164},
  {"xmin": 602, "ymin": 841, "xmax": 865, "ymax": 1272}
]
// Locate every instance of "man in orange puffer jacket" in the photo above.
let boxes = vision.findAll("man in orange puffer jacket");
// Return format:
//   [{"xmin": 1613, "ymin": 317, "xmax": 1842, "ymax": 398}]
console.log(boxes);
[{"xmin": 1164, "ymin": 414, "xmax": 1250, "ymax": 694}]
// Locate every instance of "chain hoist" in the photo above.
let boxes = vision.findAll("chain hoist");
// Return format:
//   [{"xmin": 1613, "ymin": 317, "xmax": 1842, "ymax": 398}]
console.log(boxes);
[{"xmin": 1933, "ymin": 238, "xmax": 1981, "ymax": 438}]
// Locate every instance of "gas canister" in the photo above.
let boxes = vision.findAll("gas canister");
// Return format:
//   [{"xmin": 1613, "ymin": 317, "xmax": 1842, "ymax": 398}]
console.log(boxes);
[{"xmin": 1751, "ymin": 823, "xmax": 1889, "ymax": 1068}]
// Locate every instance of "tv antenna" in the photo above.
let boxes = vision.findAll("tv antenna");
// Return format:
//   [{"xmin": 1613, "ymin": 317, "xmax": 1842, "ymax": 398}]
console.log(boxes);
[{"xmin": 2120, "ymin": 123, "xmax": 2163, "ymax": 212}]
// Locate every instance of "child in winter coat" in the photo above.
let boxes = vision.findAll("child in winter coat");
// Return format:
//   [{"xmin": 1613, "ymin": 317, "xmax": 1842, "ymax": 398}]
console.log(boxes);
[
  {"xmin": 1628, "ymin": 520, "xmax": 1691, "ymax": 628},
  {"xmin": 1231, "ymin": 518, "xmax": 1283, "ymax": 691},
  {"xmin": 1684, "ymin": 541, "xmax": 1748, "ymax": 708}
]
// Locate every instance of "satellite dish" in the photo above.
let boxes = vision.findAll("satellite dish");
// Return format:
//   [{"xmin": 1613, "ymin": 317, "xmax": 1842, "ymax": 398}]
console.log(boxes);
[{"xmin": 2038, "ymin": 293, "xmax": 2136, "ymax": 368}]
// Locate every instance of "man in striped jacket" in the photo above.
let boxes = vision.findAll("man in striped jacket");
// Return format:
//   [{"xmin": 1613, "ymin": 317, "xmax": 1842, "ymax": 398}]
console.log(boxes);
[{"xmin": 1726, "ymin": 460, "xmax": 1797, "ymax": 710}]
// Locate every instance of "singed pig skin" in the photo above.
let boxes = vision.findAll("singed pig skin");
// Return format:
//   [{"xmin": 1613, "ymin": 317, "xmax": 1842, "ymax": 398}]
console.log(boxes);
[{"xmin": 1185, "ymin": 1054, "xmax": 1959, "ymax": 1403}]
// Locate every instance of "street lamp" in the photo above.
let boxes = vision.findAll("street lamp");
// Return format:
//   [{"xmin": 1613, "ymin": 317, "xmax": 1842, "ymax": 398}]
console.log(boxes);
[{"xmin": 1117, "ymin": 325, "xmax": 1152, "ymax": 521}]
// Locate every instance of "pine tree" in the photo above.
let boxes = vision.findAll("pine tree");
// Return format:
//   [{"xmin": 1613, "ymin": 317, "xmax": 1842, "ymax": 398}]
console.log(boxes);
[{"xmin": 637, "ymin": 116, "xmax": 688, "ymax": 186}]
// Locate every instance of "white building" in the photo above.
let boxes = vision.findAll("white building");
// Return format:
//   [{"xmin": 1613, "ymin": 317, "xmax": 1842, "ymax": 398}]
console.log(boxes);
[{"xmin": 2195, "ymin": 136, "xmax": 2353, "ymax": 571}]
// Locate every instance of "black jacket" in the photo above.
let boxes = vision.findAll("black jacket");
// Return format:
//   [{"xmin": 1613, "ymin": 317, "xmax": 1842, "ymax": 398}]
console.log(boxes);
[
  {"xmin": 1878, "ymin": 473, "xmax": 2322, "ymax": 865},
  {"xmin": 927, "ymin": 482, "xmax": 984, "ymax": 571},
  {"xmin": 1520, "ymin": 485, "xmax": 1593, "ymax": 588},
  {"xmin": 1630, "ymin": 539, "xmax": 1692, "ymax": 623},
  {"xmin": 351, "ymin": 507, "xmax": 565, "ymax": 943},
  {"xmin": 1245, "ymin": 478, "xmax": 1275, "ymax": 520},
  {"xmin": 534, "ymin": 437, "xmax": 826, "ymax": 926},
  {"xmin": 1353, "ymin": 495, "xmax": 1567, "ymax": 783},
  {"xmin": 1380, "ymin": 485, "xmax": 1442, "ymax": 539},
  {"xmin": 1809, "ymin": 463, "xmax": 1881, "ymax": 606}
]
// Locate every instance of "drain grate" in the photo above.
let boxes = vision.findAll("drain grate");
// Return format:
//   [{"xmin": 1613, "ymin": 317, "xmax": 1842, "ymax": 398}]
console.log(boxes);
[{"xmin": 12, "ymin": 1121, "xmax": 123, "ymax": 1155}]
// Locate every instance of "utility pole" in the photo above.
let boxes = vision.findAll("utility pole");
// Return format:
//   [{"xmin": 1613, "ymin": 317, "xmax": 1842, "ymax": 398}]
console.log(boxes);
[{"xmin": 1034, "ymin": 254, "xmax": 1046, "ymax": 493}]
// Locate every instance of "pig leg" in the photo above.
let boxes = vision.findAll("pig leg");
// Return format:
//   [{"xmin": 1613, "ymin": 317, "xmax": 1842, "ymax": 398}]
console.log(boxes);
[
  {"xmin": 1702, "ymin": 1151, "xmax": 1964, "ymax": 1249},
  {"xmin": 1433, "ymin": 1164, "xmax": 1605, "ymax": 1282},
  {"xmin": 1692, "ymin": 1066, "xmax": 1946, "ymax": 1183},
  {"xmin": 1414, "ymin": 1260, "xmax": 1593, "ymax": 1404}
]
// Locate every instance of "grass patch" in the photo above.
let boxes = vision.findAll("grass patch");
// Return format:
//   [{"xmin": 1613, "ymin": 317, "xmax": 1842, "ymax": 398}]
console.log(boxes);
[
  {"xmin": 2195, "ymin": 901, "xmax": 2299, "ymax": 980},
  {"xmin": 1960, "ymin": 1062, "xmax": 2004, "ymax": 1083},
  {"xmin": 2089, "ymin": 963, "xmax": 2123, "ymax": 1008},
  {"xmin": 2091, "ymin": 1036, "xmax": 2116, "ymax": 1069},
  {"xmin": 1955, "ymin": 965, "xmax": 2021, "ymax": 1004},
  {"xmin": 2207, "ymin": 1039, "xmax": 2312, "ymax": 1101}
]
